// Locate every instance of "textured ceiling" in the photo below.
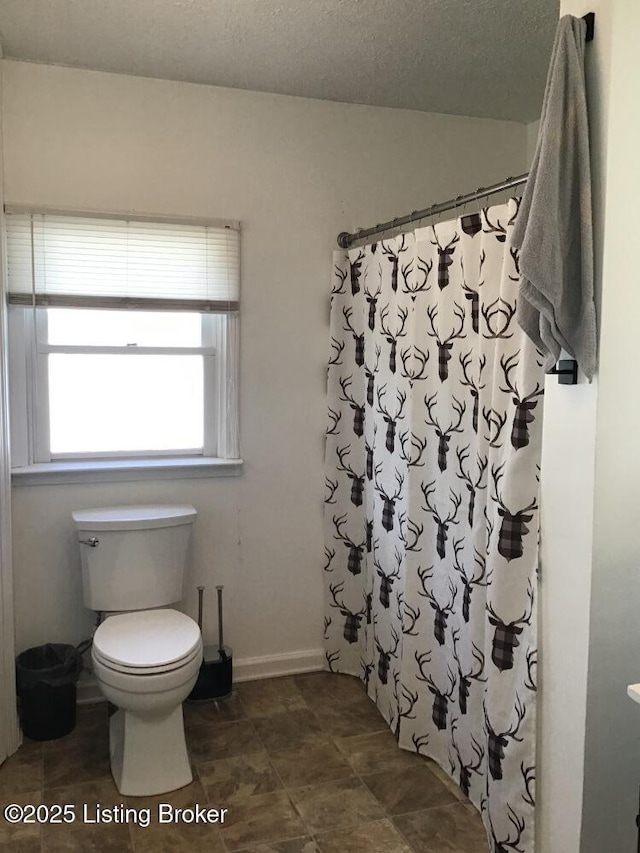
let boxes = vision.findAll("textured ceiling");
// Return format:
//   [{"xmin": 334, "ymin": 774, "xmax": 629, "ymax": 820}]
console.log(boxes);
[{"xmin": 0, "ymin": 0, "xmax": 559, "ymax": 122}]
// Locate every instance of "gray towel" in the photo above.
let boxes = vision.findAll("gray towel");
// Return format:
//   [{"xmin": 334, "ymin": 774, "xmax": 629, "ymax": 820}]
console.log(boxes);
[{"xmin": 510, "ymin": 15, "xmax": 596, "ymax": 380}]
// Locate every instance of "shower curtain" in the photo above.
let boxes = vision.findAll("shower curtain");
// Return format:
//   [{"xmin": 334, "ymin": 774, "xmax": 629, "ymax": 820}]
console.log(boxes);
[{"xmin": 323, "ymin": 199, "xmax": 543, "ymax": 853}]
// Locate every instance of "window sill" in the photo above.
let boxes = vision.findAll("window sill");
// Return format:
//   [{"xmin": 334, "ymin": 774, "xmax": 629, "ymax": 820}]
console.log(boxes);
[{"xmin": 11, "ymin": 457, "xmax": 243, "ymax": 486}]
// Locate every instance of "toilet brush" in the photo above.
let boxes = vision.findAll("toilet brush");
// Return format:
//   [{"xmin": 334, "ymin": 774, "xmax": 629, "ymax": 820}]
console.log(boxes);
[
  {"xmin": 213, "ymin": 585, "xmax": 233, "ymax": 696},
  {"xmin": 187, "ymin": 585, "xmax": 233, "ymax": 702}
]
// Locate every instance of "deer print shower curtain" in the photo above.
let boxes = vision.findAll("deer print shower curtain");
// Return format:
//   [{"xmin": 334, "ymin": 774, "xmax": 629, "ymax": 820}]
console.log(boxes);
[{"xmin": 324, "ymin": 199, "xmax": 543, "ymax": 853}]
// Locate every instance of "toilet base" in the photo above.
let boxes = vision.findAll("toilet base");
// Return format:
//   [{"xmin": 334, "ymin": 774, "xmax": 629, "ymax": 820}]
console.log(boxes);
[{"xmin": 109, "ymin": 706, "xmax": 192, "ymax": 796}]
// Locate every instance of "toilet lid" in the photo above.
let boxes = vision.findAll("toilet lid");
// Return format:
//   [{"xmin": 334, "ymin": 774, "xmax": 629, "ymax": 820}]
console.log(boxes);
[{"xmin": 93, "ymin": 609, "xmax": 201, "ymax": 671}]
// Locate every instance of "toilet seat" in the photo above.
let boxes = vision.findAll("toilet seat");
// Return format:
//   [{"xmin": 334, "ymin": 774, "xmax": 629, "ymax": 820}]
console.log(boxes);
[
  {"xmin": 93, "ymin": 643, "xmax": 202, "ymax": 676},
  {"xmin": 93, "ymin": 609, "xmax": 202, "ymax": 676}
]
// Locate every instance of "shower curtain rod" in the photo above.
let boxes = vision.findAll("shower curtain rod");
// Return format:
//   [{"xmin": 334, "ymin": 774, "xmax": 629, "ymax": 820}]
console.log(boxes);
[
  {"xmin": 336, "ymin": 11, "xmax": 595, "ymax": 251},
  {"xmin": 336, "ymin": 172, "xmax": 528, "ymax": 249}
]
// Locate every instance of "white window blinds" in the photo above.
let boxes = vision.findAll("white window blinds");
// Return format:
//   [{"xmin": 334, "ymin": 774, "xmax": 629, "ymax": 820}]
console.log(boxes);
[{"xmin": 5, "ymin": 211, "xmax": 240, "ymax": 311}]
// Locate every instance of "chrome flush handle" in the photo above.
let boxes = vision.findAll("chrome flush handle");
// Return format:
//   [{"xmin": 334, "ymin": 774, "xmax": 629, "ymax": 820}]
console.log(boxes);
[{"xmin": 79, "ymin": 537, "xmax": 100, "ymax": 547}]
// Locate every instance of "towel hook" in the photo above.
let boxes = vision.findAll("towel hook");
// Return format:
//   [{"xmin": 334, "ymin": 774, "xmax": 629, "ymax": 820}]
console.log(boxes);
[{"xmin": 548, "ymin": 359, "xmax": 579, "ymax": 385}]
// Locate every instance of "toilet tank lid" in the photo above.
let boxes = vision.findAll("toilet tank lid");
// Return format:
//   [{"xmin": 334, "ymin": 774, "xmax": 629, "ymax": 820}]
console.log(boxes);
[{"xmin": 72, "ymin": 504, "xmax": 197, "ymax": 531}]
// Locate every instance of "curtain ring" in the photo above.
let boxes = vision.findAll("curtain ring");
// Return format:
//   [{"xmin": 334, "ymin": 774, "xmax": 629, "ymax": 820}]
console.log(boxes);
[
  {"xmin": 505, "ymin": 177, "xmax": 513, "ymax": 202},
  {"xmin": 427, "ymin": 204, "xmax": 436, "ymax": 229}
]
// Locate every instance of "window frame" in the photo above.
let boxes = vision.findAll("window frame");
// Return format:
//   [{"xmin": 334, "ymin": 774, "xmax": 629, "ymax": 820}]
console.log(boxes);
[
  {"xmin": 6, "ymin": 207, "xmax": 241, "ymax": 478},
  {"xmin": 9, "ymin": 306, "xmax": 223, "ymax": 465}
]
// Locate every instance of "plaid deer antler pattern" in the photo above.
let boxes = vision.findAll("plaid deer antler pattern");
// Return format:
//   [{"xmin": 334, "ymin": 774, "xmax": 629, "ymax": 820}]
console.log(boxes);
[{"xmin": 324, "ymin": 198, "xmax": 543, "ymax": 853}]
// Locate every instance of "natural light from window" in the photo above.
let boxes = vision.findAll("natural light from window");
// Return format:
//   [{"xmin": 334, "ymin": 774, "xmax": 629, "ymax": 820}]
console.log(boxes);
[
  {"xmin": 47, "ymin": 309, "xmax": 202, "ymax": 347},
  {"xmin": 46, "ymin": 309, "xmax": 205, "ymax": 456}
]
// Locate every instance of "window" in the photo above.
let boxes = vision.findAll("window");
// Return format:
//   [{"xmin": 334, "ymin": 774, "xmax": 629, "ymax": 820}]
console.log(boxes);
[{"xmin": 6, "ymin": 210, "xmax": 240, "ymax": 471}]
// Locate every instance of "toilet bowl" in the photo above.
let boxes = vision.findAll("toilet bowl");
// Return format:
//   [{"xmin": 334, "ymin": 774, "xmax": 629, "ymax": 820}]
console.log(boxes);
[
  {"xmin": 72, "ymin": 504, "xmax": 200, "ymax": 797},
  {"xmin": 92, "ymin": 608, "xmax": 202, "ymax": 796}
]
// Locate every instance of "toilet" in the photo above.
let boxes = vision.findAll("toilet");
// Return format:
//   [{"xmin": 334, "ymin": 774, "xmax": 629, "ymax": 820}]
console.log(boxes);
[{"xmin": 72, "ymin": 504, "xmax": 202, "ymax": 797}]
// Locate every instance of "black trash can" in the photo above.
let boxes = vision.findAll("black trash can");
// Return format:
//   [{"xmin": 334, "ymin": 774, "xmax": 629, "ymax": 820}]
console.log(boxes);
[{"xmin": 15, "ymin": 643, "xmax": 85, "ymax": 741}]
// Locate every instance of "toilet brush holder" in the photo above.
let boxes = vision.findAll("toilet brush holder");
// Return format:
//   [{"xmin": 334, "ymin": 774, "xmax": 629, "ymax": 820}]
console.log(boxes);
[
  {"xmin": 188, "ymin": 586, "xmax": 233, "ymax": 702},
  {"xmin": 188, "ymin": 644, "xmax": 233, "ymax": 701}
]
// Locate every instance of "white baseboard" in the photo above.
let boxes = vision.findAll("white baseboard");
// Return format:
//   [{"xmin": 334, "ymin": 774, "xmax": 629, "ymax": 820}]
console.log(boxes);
[
  {"xmin": 76, "ymin": 647, "xmax": 326, "ymax": 705},
  {"xmin": 233, "ymin": 648, "xmax": 326, "ymax": 683}
]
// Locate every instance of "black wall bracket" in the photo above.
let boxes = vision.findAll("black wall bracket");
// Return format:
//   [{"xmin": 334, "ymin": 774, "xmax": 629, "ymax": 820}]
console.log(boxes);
[
  {"xmin": 549, "ymin": 359, "xmax": 579, "ymax": 385},
  {"xmin": 583, "ymin": 12, "xmax": 595, "ymax": 42}
]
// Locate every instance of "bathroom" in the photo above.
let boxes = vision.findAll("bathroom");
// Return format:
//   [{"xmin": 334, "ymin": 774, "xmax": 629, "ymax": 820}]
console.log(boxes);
[{"xmin": 0, "ymin": 0, "xmax": 639, "ymax": 851}]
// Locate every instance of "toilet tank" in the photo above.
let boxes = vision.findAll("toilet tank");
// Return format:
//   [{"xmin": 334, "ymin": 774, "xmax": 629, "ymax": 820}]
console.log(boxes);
[{"xmin": 72, "ymin": 505, "xmax": 197, "ymax": 612}]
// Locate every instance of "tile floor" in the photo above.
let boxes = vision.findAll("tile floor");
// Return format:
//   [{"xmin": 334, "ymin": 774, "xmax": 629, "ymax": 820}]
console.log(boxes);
[{"xmin": 0, "ymin": 672, "xmax": 489, "ymax": 852}]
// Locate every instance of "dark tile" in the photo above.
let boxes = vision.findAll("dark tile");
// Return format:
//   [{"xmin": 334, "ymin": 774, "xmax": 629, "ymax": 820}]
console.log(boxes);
[
  {"xmin": 313, "ymin": 694, "xmax": 387, "ymax": 738},
  {"xmin": 131, "ymin": 823, "xmax": 224, "ymax": 852},
  {"xmin": 288, "ymin": 777, "xmax": 382, "ymax": 833},
  {"xmin": 0, "ymin": 790, "xmax": 41, "ymax": 846},
  {"xmin": 0, "ymin": 838, "xmax": 41, "ymax": 852},
  {"xmin": 316, "ymin": 818, "xmax": 413, "ymax": 853},
  {"xmin": 234, "ymin": 839, "xmax": 319, "ymax": 853},
  {"xmin": 269, "ymin": 742, "xmax": 352, "ymax": 788},
  {"xmin": 125, "ymin": 778, "xmax": 208, "ymax": 829},
  {"xmin": 0, "ymin": 746, "xmax": 43, "ymax": 798},
  {"xmin": 428, "ymin": 762, "xmax": 467, "ymax": 802},
  {"xmin": 362, "ymin": 764, "xmax": 458, "ymax": 815},
  {"xmin": 42, "ymin": 778, "xmax": 123, "ymax": 835},
  {"xmin": 43, "ymin": 704, "xmax": 108, "ymax": 754},
  {"xmin": 335, "ymin": 731, "xmax": 423, "ymax": 776},
  {"xmin": 125, "ymin": 776, "xmax": 226, "ymax": 850},
  {"xmin": 252, "ymin": 711, "xmax": 325, "ymax": 753},
  {"xmin": 187, "ymin": 720, "xmax": 262, "ymax": 763},
  {"xmin": 237, "ymin": 678, "xmax": 308, "ymax": 718},
  {"xmin": 43, "ymin": 736, "xmax": 111, "ymax": 790},
  {"xmin": 294, "ymin": 673, "xmax": 365, "ymax": 705},
  {"xmin": 220, "ymin": 790, "xmax": 306, "ymax": 851},
  {"xmin": 394, "ymin": 803, "xmax": 489, "ymax": 853},
  {"xmin": 41, "ymin": 823, "xmax": 133, "ymax": 852},
  {"xmin": 13, "ymin": 738, "xmax": 43, "ymax": 760},
  {"xmin": 12, "ymin": 673, "xmax": 486, "ymax": 853},
  {"xmin": 183, "ymin": 693, "xmax": 245, "ymax": 728},
  {"xmin": 197, "ymin": 751, "xmax": 282, "ymax": 804}
]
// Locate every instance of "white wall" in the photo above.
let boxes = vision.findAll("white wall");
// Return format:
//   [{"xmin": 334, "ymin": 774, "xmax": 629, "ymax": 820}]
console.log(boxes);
[
  {"xmin": 538, "ymin": 2, "xmax": 640, "ymax": 851},
  {"xmin": 537, "ymin": 379, "xmax": 597, "ymax": 853},
  {"xmin": 535, "ymin": 3, "xmax": 608, "ymax": 851},
  {"xmin": 2, "ymin": 60, "xmax": 528, "ymax": 675},
  {"xmin": 536, "ymin": 4, "xmax": 613, "ymax": 851},
  {"xmin": 580, "ymin": 0, "xmax": 640, "ymax": 849}
]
